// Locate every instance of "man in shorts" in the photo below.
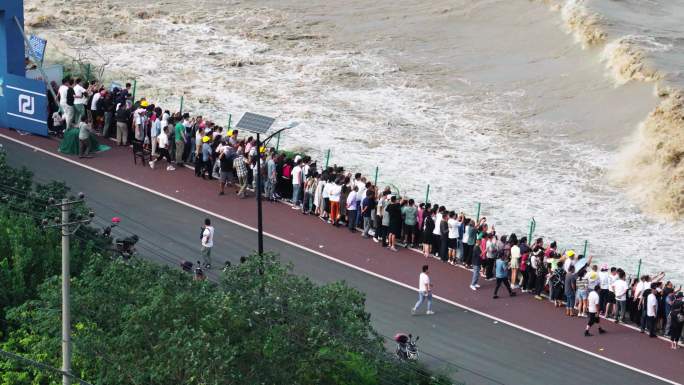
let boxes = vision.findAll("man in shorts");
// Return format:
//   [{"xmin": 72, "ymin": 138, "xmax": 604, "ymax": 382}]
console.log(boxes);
[
  {"xmin": 585, "ymin": 284, "xmax": 606, "ymax": 336},
  {"xmin": 576, "ymin": 272, "xmax": 589, "ymax": 317}
]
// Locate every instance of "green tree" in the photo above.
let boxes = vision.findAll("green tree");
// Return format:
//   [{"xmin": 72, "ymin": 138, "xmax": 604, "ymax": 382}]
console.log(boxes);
[
  {"xmin": 2, "ymin": 254, "xmax": 452, "ymax": 385},
  {"xmin": 0, "ymin": 151, "xmax": 105, "ymax": 337}
]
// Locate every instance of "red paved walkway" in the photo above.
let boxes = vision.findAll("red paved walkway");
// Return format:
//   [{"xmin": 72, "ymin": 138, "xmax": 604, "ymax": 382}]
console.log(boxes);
[{"xmin": 2, "ymin": 128, "xmax": 682, "ymax": 384}]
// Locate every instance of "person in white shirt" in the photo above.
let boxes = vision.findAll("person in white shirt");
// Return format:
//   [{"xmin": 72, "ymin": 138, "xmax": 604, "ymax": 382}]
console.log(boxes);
[
  {"xmin": 327, "ymin": 180, "xmax": 342, "ymax": 226},
  {"xmin": 431, "ymin": 208, "xmax": 442, "ymax": 257},
  {"xmin": 604, "ymin": 267, "xmax": 618, "ymax": 319},
  {"xmin": 646, "ymin": 282, "xmax": 659, "ymax": 337},
  {"xmin": 611, "ymin": 270, "xmax": 629, "ymax": 323},
  {"xmin": 346, "ymin": 186, "xmax": 358, "ymax": 232},
  {"xmin": 291, "ymin": 159, "xmax": 303, "ymax": 209},
  {"xmin": 598, "ymin": 264, "xmax": 611, "ymax": 315},
  {"xmin": 509, "ymin": 240, "xmax": 521, "ymax": 288},
  {"xmin": 149, "ymin": 126, "xmax": 174, "ymax": 171},
  {"xmin": 58, "ymin": 78, "xmax": 76, "ymax": 129},
  {"xmin": 585, "ymin": 284, "xmax": 606, "ymax": 336},
  {"xmin": 73, "ymin": 79, "xmax": 87, "ymax": 124},
  {"xmin": 411, "ymin": 265, "xmax": 434, "ymax": 315},
  {"xmin": 447, "ymin": 212, "xmax": 458, "ymax": 264},
  {"xmin": 200, "ymin": 218, "xmax": 214, "ymax": 269}
]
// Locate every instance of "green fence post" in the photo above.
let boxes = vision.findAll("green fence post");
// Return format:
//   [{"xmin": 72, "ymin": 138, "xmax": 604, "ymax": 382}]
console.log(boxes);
[
  {"xmin": 179, "ymin": 95, "xmax": 184, "ymax": 115},
  {"xmin": 635, "ymin": 259, "xmax": 642, "ymax": 279},
  {"xmin": 582, "ymin": 240, "xmax": 588, "ymax": 257},
  {"xmin": 227, "ymin": 114, "xmax": 232, "ymax": 129},
  {"xmin": 131, "ymin": 79, "xmax": 137, "ymax": 101},
  {"xmin": 275, "ymin": 132, "xmax": 281, "ymax": 152},
  {"xmin": 424, "ymin": 184, "xmax": 430, "ymax": 204},
  {"xmin": 528, "ymin": 217, "xmax": 536, "ymax": 242},
  {"xmin": 373, "ymin": 166, "xmax": 378, "ymax": 187},
  {"xmin": 475, "ymin": 202, "xmax": 481, "ymax": 221},
  {"xmin": 324, "ymin": 149, "xmax": 331, "ymax": 169}
]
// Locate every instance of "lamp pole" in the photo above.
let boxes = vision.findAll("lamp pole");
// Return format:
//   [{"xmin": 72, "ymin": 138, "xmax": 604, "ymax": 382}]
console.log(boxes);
[
  {"xmin": 256, "ymin": 133, "xmax": 264, "ymax": 256},
  {"xmin": 254, "ymin": 122, "xmax": 299, "ymax": 262}
]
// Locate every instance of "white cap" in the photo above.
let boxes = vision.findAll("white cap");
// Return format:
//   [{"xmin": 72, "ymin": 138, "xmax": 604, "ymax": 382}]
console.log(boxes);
[{"xmin": 294, "ymin": 155, "xmax": 302, "ymax": 163}]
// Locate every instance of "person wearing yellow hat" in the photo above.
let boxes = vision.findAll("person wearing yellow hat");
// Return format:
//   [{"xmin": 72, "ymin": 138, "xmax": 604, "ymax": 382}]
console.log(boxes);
[
  {"xmin": 199, "ymin": 134, "xmax": 213, "ymax": 180},
  {"xmin": 562, "ymin": 250, "xmax": 576, "ymax": 273}
]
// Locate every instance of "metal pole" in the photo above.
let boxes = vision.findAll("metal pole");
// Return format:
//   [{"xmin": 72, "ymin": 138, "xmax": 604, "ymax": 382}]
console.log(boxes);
[
  {"xmin": 374, "ymin": 166, "xmax": 378, "ymax": 187},
  {"xmin": 228, "ymin": 114, "xmax": 232, "ymax": 129},
  {"xmin": 475, "ymin": 202, "xmax": 481, "ymax": 222},
  {"xmin": 275, "ymin": 132, "xmax": 281, "ymax": 152},
  {"xmin": 132, "ymin": 79, "xmax": 137, "ymax": 102},
  {"xmin": 324, "ymin": 149, "xmax": 331, "ymax": 169},
  {"xmin": 12, "ymin": 17, "xmax": 59, "ymax": 109},
  {"xmin": 424, "ymin": 184, "xmax": 430, "ymax": 204},
  {"xmin": 179, "ymin": 95, "xmax": 184, "ymax": 115},
  {"xmin": 61, "ymin": 199, "xmax": 71, "ymax": 385},
  {"xmin": 636, "ymin": 258, "xmax": 642, "ymax": 279},
  {"xmin": 256, "ymin": 133, "xmax": 264, "ymax": 257},
  {"xmin": 582, "ymin": 240, "xmax": 588, "ymax": 257}
]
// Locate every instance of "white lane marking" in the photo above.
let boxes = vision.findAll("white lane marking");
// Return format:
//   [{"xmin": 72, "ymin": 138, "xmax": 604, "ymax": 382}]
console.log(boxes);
[{"xmin": 0, "ymin": 132, "xmax": 679, "ymax": 385}]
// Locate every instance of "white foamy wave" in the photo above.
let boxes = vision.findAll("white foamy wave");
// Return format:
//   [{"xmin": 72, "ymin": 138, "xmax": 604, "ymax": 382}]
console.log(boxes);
[
  {"xmin": 612, "ymin": 88, "xmax": 684, "ymax": 218},
  {"xmin": 601, "ymin": 35, "xmax": 668, "ymax": 85},
  {"xmin": 560, "ymin": 0, "xmax": 607, "ymax": 47}
]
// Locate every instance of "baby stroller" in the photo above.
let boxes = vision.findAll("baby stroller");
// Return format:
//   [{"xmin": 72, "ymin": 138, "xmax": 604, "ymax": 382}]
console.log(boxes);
[{"xmin": 394, "ymin": 333, "xmax": 419, "ymax": 361}]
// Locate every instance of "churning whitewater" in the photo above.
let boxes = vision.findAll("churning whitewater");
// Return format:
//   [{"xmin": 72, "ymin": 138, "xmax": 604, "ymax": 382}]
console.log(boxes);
[{"xmin": 24, "ymin": 0, "xmax": 684, "ymax": 281}]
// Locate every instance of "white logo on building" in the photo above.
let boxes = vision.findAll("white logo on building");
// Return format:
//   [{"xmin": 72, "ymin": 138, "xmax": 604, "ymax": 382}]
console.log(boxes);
[{"xmin": 19, "ymin": 94, "xmax": 34, "ymax": 115}]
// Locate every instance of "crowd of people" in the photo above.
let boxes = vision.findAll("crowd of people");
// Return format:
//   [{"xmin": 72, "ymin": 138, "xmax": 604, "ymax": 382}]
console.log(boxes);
[{"xmin": 49, "ymin": 78, "xmax": 684, "ymax": 350}]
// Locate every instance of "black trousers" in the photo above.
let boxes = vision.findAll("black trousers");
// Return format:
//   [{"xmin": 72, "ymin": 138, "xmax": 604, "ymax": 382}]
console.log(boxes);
[
  {"xmin": 599, "ymin": 288, "xmax": 610, "ymax": 312},
  {"xmin": 439, "ymin": 236, "xmax": 449, "ymax": 262},
  {"xmin": 525, "ymin": 268, "xmax": 536, "ymax": 291},
  {"xmin": 463, "ymin": 244, "xmax": 473, "ymax": 266},
  {"xmin": 534, "ymin": 274, "xmax": 545, "ymax": 296},
  {"xmin": 485, "ymin": 258, "xmax": 495, "ymax": 279},
  {"xmin": 494, "ymin": 278, "xmax": 512, "ymax": 296},
  {"xmin": 432, "ymin": 234, "xmax": 440, "ymax": 257},
  {"xmin": 156, "ymin": 148, "xmax": 171, "ymax": 162},
  {"xmin": 646, "ymin": 315, "xmax": 657, "ymax": 337}
]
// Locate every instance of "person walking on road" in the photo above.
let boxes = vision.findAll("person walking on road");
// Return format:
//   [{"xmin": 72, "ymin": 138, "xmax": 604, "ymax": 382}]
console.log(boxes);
[
  {"xmin": 585, "ymin": 284, "xmax": 606, "ymax": 336},
  {"xmin": 201, "ymin": 218, "xmax": 214, "ymax": 269},
  {"xmin": 412, "ymin": 265, "xmax": 434, "ymax": 315},
  {"xmin": 493, "ymin": 255, "xmax": 516, "ymax": 299}
]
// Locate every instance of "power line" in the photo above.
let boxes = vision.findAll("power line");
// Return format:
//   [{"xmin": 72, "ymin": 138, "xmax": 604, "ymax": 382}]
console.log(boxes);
[{"xmin": 0, "ymin": 348, "xmax": 94, "ymax": 385}]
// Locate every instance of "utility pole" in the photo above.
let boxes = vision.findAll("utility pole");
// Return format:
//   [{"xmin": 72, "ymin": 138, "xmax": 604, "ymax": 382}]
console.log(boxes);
[
  {"xmin": 43, "ymin": 194, "xmax": 93, "ymax": 385},
  {"xmin": 61, "ymin": 198, "xmax": 70, "ymax": 385}
]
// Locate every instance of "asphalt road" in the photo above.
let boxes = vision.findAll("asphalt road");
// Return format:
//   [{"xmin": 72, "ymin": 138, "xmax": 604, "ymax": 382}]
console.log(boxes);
[{"xmin": 2, "ymin": 139, "xmax": 668, "ymax": 385}]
